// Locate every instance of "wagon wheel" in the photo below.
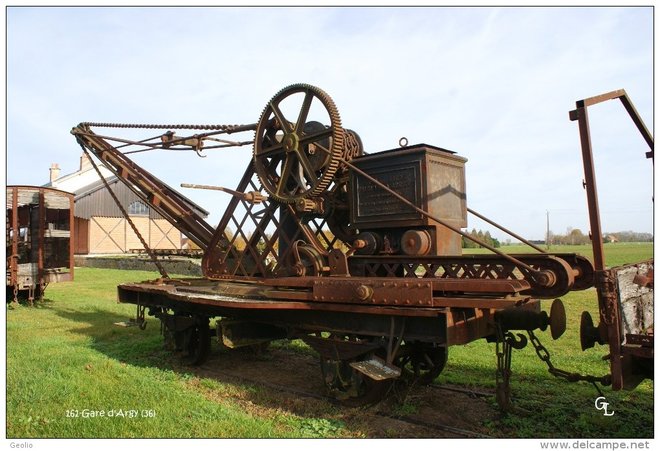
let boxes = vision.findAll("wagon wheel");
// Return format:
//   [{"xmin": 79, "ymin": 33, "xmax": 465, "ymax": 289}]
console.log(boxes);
[
  {"xmin": 253, "ymin": 84, "xmax": 344, "ymax": 203},
  {"xmin": 319, "ymin": 335, "xmax": 392, "ymax": 406},
  {"xmin": 320, "ymin": 357, "xmax": 393, "ymax": 406},
  {"xmin": 182, "ymin": 315, "xmax": 211, "ymax": 365},
  {"xmin": 395, "ymin": 342, "xmax": 448, "ymax": 385}
]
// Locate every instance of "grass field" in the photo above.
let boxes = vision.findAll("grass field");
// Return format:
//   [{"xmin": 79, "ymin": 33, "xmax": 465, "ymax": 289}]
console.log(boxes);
[{"xmin": 6, "ymin": 242, "xmax": 654, "ymax": 438}]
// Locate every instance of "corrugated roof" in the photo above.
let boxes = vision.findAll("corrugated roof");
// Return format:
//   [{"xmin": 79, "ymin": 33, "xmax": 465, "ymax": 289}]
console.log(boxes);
[
  {"xmin": 42, "ymin": 155, "xmax": 210, "ymax": 221},
  {"xmin": 73, "ymin": 176, "xmax": 209, "ymax": 220}
]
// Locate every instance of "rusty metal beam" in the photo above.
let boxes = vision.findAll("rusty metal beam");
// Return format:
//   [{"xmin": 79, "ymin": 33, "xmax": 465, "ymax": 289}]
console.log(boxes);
[
  {"xmin": 575, "ymin": 89, "xmax": 626, "ymax": 108},
  {"xmin": 467, "ymin": 207, "xmax": 546, "ymax": 253},
  {"xmin": 571, "ymin": 105, "xmax": 606, "ymax": 271},
  {"xmin": 10, "ymin": 187, "xmax": 19, "ymax": 289},
  {"xmin": 37, "ymin": 189, "xmax": 45, "ymax": 297},
  {"xmin": 619, "ymin": 95, "xmax": 654, "ymax": 158},
  {"xmin": 569, "ymin": 89, "xmax": 653, "ymax": 390},
  {"xmin": 572, "ymin": 89, "xmax": 654, "ymax": 159},
  {"xmin": 117, "ymin": 282, "xmax": 445, "ymax": 318},
  {"xmin": 68, "ymin": 191, "xmax": 75, "ymax": 281}
]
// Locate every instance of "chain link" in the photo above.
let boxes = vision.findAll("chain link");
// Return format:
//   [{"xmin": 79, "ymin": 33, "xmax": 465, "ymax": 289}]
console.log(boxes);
[
  {"xmin": 342, "ymin": 129, "xmax": 363, "ymax": 161},
  {"xmin": 80, "ymin": 122, "xmax": 248, "ymax": 132},
  {"xmin": 495, "ymin": 324, "xmax": 512, "ymax": 410},
  {"xmin": 527, "ymin": 329, "xmax": 611, "ymax": 389}
]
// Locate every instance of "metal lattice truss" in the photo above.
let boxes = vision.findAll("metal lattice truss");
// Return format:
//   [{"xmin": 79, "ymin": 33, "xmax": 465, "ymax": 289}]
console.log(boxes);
[{"xmin": 202, "ymin": 162, "xmax": 344, "ymax": 279}]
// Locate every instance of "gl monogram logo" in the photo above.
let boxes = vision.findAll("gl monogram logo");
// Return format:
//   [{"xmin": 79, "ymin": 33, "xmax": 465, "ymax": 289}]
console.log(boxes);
[{"xmin": 594, "ymin": 396, "xmax": 614, "ymax": 416}]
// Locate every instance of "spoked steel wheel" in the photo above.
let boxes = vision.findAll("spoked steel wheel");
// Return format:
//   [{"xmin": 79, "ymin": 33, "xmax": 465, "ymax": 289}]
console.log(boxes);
[
  {"xmin": 320, "ymin": 356, "xmax": 393, "ymax": 406},
  {"xmin": 182, "ymin": 315, "xmax": 211, "ymax": 365},
  {"xmin": 318, "ymin": 334, "xmax": 393, "ymax": 406},
  {"xmin": 395, "ymin": 342, "xmax": 448, "ymax": 385}
]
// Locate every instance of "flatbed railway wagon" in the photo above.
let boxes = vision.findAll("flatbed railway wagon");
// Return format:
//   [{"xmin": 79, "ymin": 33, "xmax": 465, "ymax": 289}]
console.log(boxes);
[{"xmin": 71, "ymin": 84, "xmax": 653, "ymax": 407}]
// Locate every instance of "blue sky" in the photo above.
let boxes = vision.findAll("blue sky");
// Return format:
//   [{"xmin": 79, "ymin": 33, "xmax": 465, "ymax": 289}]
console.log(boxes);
[{"xmin": 6, "ymin": 6, "xmax": 654, "ymax": 241}]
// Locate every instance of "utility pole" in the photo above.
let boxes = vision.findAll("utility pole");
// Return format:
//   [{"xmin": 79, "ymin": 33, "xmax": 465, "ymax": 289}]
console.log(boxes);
[{"xmin": 546, "ymin": 210, "xmax": 550, "ymax": 250}]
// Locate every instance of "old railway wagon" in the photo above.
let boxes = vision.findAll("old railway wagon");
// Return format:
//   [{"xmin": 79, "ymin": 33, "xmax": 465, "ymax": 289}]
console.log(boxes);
[
  {"xmin": 70, "ymin": 84, "xmax": 653, "ymax": 407},
  {"xmin": 6, "ymin": 185, "xmax": 74, "ymax": 303}
]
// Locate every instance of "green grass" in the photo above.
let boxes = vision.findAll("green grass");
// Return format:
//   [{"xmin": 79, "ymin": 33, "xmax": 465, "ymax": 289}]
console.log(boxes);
[
  {"xmin": 6, "ymin": 243, "xmax": 654, "ymax": 438},
  {"xmin": 6, "ymin": 268, "xmax": 350, "ymax": 438}
]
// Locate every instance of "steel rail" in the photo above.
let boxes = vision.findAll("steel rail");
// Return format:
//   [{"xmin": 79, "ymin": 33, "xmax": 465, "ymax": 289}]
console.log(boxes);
[{"xmin": 201, "ymin": 366, "xmax": 490, "ymax": 438}]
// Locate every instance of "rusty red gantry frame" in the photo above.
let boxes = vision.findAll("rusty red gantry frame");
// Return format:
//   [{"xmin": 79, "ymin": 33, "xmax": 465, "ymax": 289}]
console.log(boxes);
[{"xmin": 570, "ymin": 89, "xmax": 654, "ymax": 391}]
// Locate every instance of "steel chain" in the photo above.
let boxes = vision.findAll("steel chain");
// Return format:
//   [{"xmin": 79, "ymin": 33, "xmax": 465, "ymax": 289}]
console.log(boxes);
[
  {"xmin": 495, "ymin": 324, "xmax": 505, "ymax": 384},
  {"xmin": 80, "ymin": 122, "xmax": 246, "ymax": 132},
  {"xmin": 495, "ymin": 324, "xmax": 512, "ymax": 410},
  {"xmin": 342, "ymin": 129, "xmax": 363, "ymax": 161},
  {"xmin": 527, "ymin": 330, "xmax": 610, "ymax": 389}
]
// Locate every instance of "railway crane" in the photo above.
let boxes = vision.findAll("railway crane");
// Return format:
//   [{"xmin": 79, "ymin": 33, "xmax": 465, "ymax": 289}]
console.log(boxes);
[{"xmin": 71, "ymin": 84, "xmax": 652, "ymax": 408}]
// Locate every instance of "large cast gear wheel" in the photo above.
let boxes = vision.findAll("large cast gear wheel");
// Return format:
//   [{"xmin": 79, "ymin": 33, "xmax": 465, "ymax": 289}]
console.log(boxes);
[{"xmin": 253, "ymin": 84, "xmax": 344, "ymax": 203}]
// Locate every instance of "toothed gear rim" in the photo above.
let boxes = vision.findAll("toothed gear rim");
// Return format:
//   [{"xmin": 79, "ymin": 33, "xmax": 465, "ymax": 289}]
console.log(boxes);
[{"xmin": 253, "ymin": 84, "xmax": 344, "ymax": 203}]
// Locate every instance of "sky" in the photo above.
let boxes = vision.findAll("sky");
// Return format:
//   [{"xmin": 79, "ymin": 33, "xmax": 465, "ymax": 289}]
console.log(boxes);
[{"xmin": 5, "ymin": 6, "xmax": 654, "ymax": 242}]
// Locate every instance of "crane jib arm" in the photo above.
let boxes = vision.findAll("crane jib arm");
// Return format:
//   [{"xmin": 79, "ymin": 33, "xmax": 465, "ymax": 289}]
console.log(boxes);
[{"xmin": 71, "ymin": 124, "xmax": 216, "ymax": 250}]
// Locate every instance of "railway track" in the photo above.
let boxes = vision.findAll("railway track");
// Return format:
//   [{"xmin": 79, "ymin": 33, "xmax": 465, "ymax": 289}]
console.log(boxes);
[
  {"xmin": 198, "ymin": 364, "xmax": 492, "ymax": 438},
  {"xmin": 429, "ymin": 383, "xmax": 494, "ymax": 399}
]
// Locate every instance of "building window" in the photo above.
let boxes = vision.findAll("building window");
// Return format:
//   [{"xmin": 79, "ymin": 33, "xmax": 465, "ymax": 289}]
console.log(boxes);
[{"xmin": 128, "ymin": 201, "xmax": 149, "ymax": 216}]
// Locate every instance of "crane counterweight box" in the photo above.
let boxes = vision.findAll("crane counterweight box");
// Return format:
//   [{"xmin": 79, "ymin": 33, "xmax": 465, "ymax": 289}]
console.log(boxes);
[{"xmin": 349, "ymin": 144, "xmax": 467, "ymax": 256}]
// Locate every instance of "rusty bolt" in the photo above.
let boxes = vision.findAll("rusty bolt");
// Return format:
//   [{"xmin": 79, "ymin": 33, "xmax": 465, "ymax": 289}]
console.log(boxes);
[
  {"xmin": 353, "ymin": 239, "xmax": 367, "ymax": 249},
  {"xmin": 355, "ymin": 284, "xmax": 373, "ymax": 301},
  {"xmin": 293, "ymin": 263, "xmax": 305, "ymax": 277},
  {"xmin": 535, "ymin": 270, "xmax": 557, "ymax": 288}
]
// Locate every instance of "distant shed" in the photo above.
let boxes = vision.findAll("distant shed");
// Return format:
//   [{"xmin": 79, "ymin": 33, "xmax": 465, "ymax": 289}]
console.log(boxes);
[{"xmin": 45, "ymin": 153, "xmax": 209, "ymax": 254}]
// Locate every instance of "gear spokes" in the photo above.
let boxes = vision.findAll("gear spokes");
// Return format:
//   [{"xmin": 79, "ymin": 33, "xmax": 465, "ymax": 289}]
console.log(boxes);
[{"xmin": 253, "ymin": 84, "xmax": 344, "ymax": 203}]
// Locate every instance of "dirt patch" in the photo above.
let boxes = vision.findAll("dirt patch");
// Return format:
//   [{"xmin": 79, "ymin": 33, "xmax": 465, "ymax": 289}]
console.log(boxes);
[{"xmin": 176, "ymin": 344, "xmax": 498, "ymax": 438}]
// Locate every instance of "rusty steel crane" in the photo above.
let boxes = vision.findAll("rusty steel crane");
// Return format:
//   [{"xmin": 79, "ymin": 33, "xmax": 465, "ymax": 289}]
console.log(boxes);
[{"xmin": 71, "ymin": 83, "xmax": 651, "ymax": 409}]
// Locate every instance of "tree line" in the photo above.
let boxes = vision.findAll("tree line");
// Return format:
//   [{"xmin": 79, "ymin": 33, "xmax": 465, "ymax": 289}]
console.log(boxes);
[
  {"xmin": 548, "ymin": 228, "xmax": 652, "ymax": 245},
  {"xmin": 461, "ymin": 229, "xmax": 501, "ymax": 248}
]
